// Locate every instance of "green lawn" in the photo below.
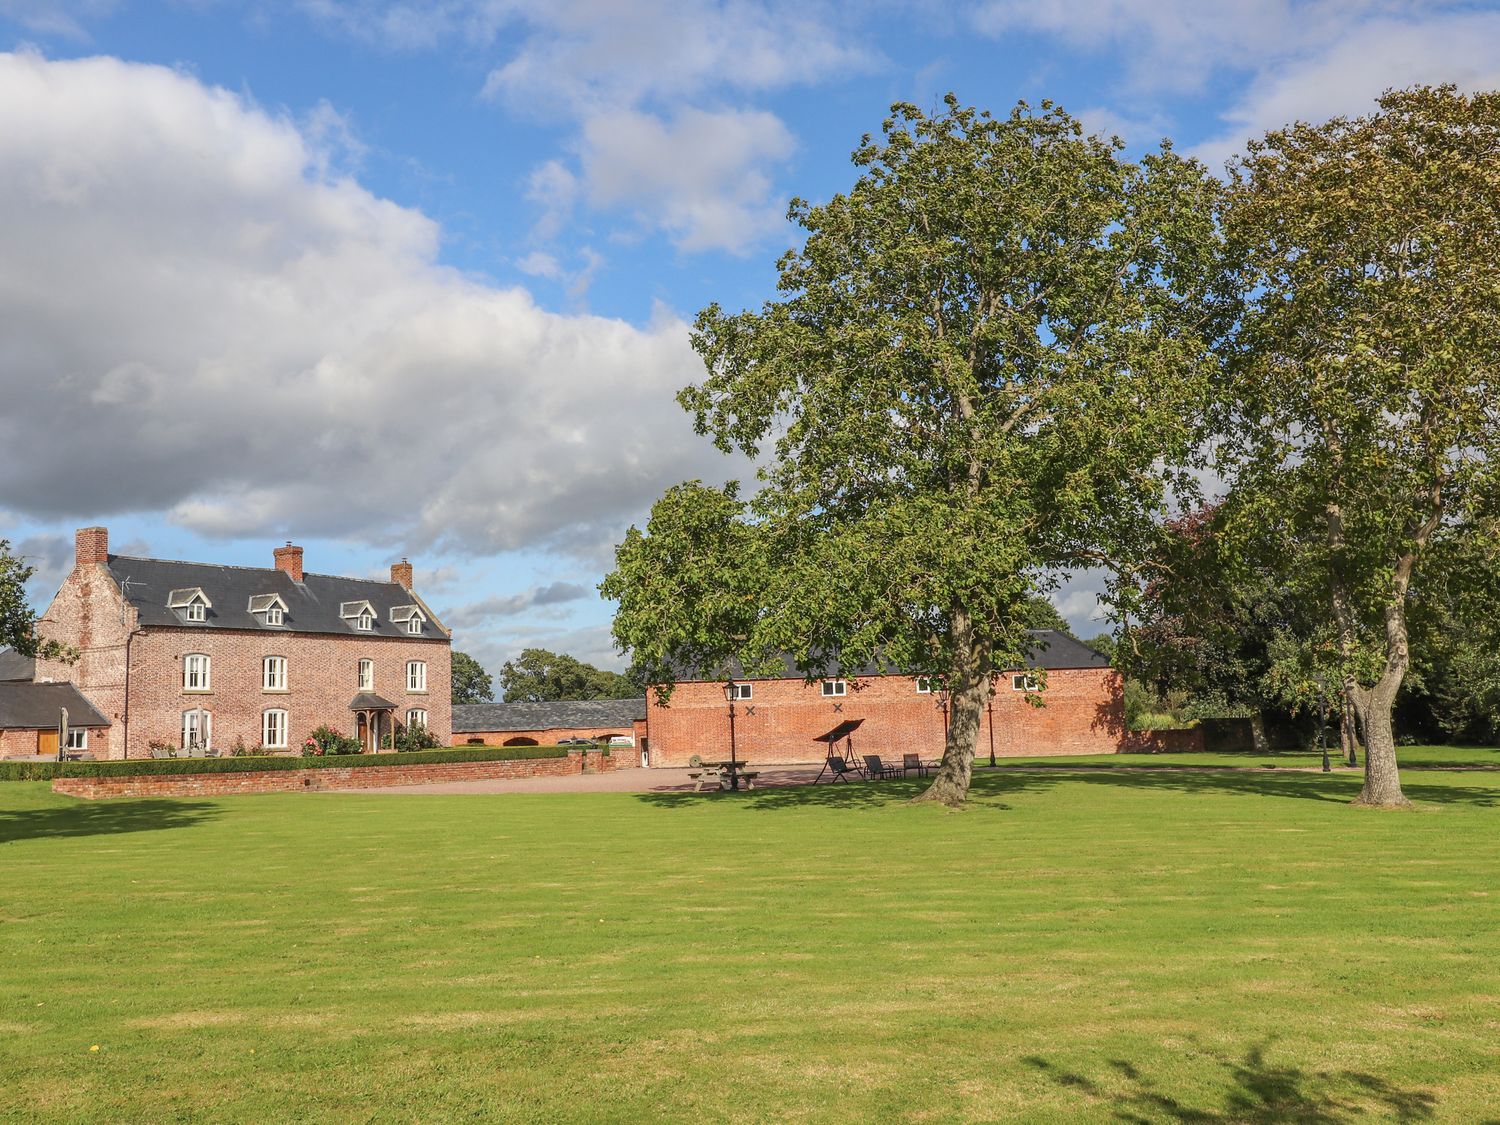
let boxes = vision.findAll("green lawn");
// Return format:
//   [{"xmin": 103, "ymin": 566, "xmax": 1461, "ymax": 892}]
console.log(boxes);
[{"xmin": 2, "ymin": 760, "xmax": 1498, "ymax": 1122}]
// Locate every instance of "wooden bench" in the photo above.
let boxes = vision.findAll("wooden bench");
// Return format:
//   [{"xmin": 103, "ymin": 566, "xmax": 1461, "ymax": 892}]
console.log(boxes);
[
  {"xmin": 689, "ymin": 768, "xmax": 722, "ymax": 792},
  {"xmin": 740, "ymin": 772, "xmax": 760, "ymax": 790}
]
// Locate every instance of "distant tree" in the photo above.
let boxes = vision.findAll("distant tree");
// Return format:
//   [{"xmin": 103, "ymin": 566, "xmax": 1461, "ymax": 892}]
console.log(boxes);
[
  {"xmin": 499, "ymin": 648, "xmax": 637, "ymax": 702},
  {"xmin": 450, "ymin": 651, "xmax": 494, "ymax": 705},
  {"xmin": 607, "ymin": 95, "xmax": 1222, "ymax": 805},
  {"xmin": 1219, "ymin": 86, "xmax": 1500, "ymax": 806},
  {"xmin": 1020, "ymin": 596, "xmax": 1079, "ymax": 639},
  {"xmin": 0, "ymin": 539, "xmax": 71, "ymax": 661},
  {"xmin": 1082, "ymin": 633, "xmax": 1117, "ymax": 665}
]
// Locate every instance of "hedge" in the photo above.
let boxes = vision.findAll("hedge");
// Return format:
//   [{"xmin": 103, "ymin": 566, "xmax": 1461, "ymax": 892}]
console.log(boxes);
[{"xmin": 0, "ymin": 744, "xmax": 572, "ymax": 781}]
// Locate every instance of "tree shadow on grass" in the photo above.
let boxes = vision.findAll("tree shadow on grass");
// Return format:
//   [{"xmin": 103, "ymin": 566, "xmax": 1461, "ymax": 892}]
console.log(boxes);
[
  {"xmin": 971, "ymin": 766, "xmax": 1498, "ymax": 809},
  {"xmin": 0, "ymin": 800, "xmax": 220, "ymax": 844},
  {"xmin": 631, "ymin": 764, "xmax": 1496, "ymax": 812},
  {"xmin": 1025, "ymin": 1040, "xmax": 1438, "ymax": 1123}
]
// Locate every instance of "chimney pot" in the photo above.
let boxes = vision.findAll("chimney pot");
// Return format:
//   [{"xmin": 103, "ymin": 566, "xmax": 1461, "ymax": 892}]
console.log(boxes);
[
  {"xmin": 391, "ymin": 558, "xmax": 414, "ymax": 590},
  {"xmin": 274, "ymin": 542, "xmax": 304, "ymax": 582},
  {"xmin": 75, "ymin": 526, "xmax": 109, "ymax": 567}
]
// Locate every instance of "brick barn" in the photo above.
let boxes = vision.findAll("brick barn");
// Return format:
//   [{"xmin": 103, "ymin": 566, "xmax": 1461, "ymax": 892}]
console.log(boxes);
[
  {"xmin": 12, "ymin": 526, "xmax": 451, "ymax": 760},
  {"xmin": 642, "ymin": 630, "xmax": 1124, "ymax": 768},
  {"xmin": 453, "ymin": 698, "xmax": 648, "ymax": 756},
  {"xmin": 0, "ymin": 650, "xmax": 111, "ymax": 758}
]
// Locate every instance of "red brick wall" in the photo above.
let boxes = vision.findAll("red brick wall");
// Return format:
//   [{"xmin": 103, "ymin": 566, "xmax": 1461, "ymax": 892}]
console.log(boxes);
[
  {"xmin": 33, "ymin": 558, "xmax": 134, "ymax": 760},
  {"xmin": 453, "ymin": 725, "xmax": 636, "ymax": 747},
  {"xmin": 121, "ymin": 628, "xmax": 450, "ymax": 760},
  {"xmin": 52, "ymin": 750, "xmax": 614, "ymax": 799},
  {"xmin": 0, "ymin": 729, "xmax": 42, "ymax": 757},
  {"xmin": 644, "ymin": 670, "xmax": 1127, "ymax": 767}
]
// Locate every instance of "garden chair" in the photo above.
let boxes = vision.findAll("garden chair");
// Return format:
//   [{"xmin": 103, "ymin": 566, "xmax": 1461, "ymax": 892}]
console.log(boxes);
[
  {"xmin": 816, "ymin": 755, "xmax": 856, "ymax": 783},
  {"xmin": 863, "ymin": 754, "xmax": 901, "ymax": 780},
  {"xmin": 149, "ymin": 746, "xmax": 168, "ymax": 760},
  {"xmin": 902, "ymin": 753, "xmax": 936, "ymax": 778},
  {"xmin": 187, "ymin": 745, "xmax": 207, "ymax": 759}
]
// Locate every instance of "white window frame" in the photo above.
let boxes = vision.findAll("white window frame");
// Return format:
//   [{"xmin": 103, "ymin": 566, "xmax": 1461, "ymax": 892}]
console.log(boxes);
[
  {"xmin": 821, "ymin": 679, "xmax": 847, "ymax": 697},
  {"xmin": 1012, "ymin": 674, "xmax": 1039, "ymax": 692},
  {"xmin": 263, "ymin": 655, "xmax": 287, "ymax": 692},
  {"xmin": 915, "ymin": 677, "xmax": 932, "ymax": 694},
  {"xmin": 730, "ymin": 682, "xmax": 753, "ymax": 700},
  {"xmin": 407, "ymin": 661, "xmax": 427, "ymax": 692},
  {"xmin": 262, "ymin": 709, "xmax": 288, "ymax": 749},
  {"xmin": 265, "ymin": 604, "xmax": 284, "ymax": 626},
  {"xmin": 357, "ymin": 610, "xmax": 374, "ymax": 632},
  {"xmin": 406, "ymin": 616, "xmax": 422, "ymax": 635},
  {"xmin": 407, "ymin": 708, "xmax": 428, "ymax": 729},
  {"xmin": 184, "ymin": 601, "xmax": 206, "ymax": 623},
  {"xmin": 358, "ymin": 659, "xmax": 374, "ymax": 692},
  {"xmin": 181, "ymin": 709, "xmax": 212, "ymax": 749},
  {"xmin": 183, "ymin": 653, "xmax": 211, "ymax": 691},
  {"xmin": 66, "ymin": 727, "xmax": 88, "ymax": 750}
]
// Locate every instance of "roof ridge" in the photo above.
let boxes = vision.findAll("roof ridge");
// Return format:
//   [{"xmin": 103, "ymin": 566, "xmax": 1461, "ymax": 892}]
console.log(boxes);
[{"xmin": 109, "ymin": 555, "xmax": 407, "ymax": 588}]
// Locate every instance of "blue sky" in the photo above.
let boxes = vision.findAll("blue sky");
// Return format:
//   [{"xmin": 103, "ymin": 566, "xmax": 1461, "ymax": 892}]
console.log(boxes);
[{"xmin": 3, "ymin": 1, "xmax": 1499, "ymax": 677}]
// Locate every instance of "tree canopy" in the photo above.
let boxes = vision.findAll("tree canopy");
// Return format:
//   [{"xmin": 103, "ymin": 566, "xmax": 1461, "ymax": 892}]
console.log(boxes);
[
  {"xmin": 450, "ymin": 651, "xmax": 494, "ymax": 705},
  {"xmin": 607, "ymin": 95, "xmax": 1222, "ymax": 804},
  {"xmin": 0, "ymin": 540, "xmax": 71, "ymax": 662},
  {"xmin": 499, "ymin": 648, "xmax": 638, "ymax": 703}
]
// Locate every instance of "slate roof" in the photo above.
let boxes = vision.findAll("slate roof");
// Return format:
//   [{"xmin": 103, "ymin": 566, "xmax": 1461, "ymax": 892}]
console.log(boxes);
[
  {"xmin": 0, "ymin": 649, "xmax": 36, "ymax": 681},
  {"xmin": 104, "ymin": 556, "xmax": 448, "ymax": 640},
  {"xmin": 669, "ymin": 629, "xmax": 1109, "ymax": 683},
  {"xmin": 0, "ymin": 681, "xmax": 110, "ymax": 730},
  {"xmin": 453, "ymin": 698, "xmax": 648, "ymax": 734}
]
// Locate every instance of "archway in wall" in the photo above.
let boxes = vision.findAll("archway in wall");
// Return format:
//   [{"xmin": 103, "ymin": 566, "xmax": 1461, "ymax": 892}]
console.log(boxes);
[{"xmin": 503, "ymin": 736, "xmax": 539, "ymax": 747}]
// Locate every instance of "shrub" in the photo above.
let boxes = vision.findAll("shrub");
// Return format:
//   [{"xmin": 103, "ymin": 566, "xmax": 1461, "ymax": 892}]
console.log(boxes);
[
  {"xmin": 0, "ymin": 744, "xmax": 570, "ymax": 780},
  {"xmin": 304, "ymin": 724, "xmax": 361, "ymax": 756},
  {"xmin": 383, "ymin": 722, "xmax": 441, "ymax": 753}
]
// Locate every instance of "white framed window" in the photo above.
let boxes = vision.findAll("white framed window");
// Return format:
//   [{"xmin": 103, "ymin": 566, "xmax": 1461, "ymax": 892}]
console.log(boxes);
[
  {"xmin": 358, "ymin": 659, "xmax": 374, "ymax": 692},
  {"xmin": 183, "ymin": 653, "xmax": 211, "ymax": 691},
  {"xmin": 915, "ymin": 677, "xmax": 932, "ymax": 694},
  {"xmin": 821, "ymin": 679, "xmax": 847, "ymax": 697},
  {"xmin": 407, "ymin": 708, "xmax": 428, "ymax": 729},
  {"xmin": 263, "ymin": 655, "xmax": 287, "ymax": 691},
  {"xmin": 407, "ymin": 661, "xmax": 427, "ymax": 692},
  {"xmin": 406, "ymin": 616, "xmax": 422, "ymax": 635},
  {"xmin": 181, "ymin": 709, "xmax": 212, "ymax": 749},
  {"xmin": 265, "ymin": 605, "xmax": 284, "ymax": 626},
  {"xmin": 262, "ymin": 709, "xmax": 288, "ymax": 749},
  {"xmin": 185, "ymin": 602, "xmax": 206, "ymax": 622},
  {"xmin": 1012, "ymin": 674, "xmax": 1039, "ymax": 692},
  {"xmin": 66, "ymin": 728, "xmax": 88, "ymax": 750},
  {"xmin": 730, "ymin": 682, "xmax": 753, "ymax": 700},
  {"xmin": 357, "ymin": 609, "xmax": 374, "ymax": 631}
]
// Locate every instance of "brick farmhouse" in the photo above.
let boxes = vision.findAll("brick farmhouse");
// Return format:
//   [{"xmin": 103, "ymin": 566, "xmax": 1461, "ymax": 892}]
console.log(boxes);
[{"xmin": 2, "ymin": 527, "xmax": 451, "ymax": 760}]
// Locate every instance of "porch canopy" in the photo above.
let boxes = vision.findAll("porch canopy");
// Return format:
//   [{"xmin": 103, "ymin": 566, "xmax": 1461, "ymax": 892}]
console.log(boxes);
[
  {"xmin": 814, "ymin": 718, "xmax": 864, "ymax": 763},
  {"xmin": 349, "ymin": 693, "xmax": 398, "ymax": 753}
]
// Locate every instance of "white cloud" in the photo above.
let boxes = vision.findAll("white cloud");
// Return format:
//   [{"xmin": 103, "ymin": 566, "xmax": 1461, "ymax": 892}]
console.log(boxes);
[
  {"xmin": 444, "ymin": 580, "xmax": 593, "ymax": 628},
  {"xmin": 578, "ymin": 107, "xmax": 796, "ymax": 252},
  {"xmin": 1195, "ymin": 12, "xmax": 1500, "ymax": 167},
  {"xmin": 0, "ymin": 53, "xmax": 736, "ymax": 559},
  {"xmin": 0, "ymin": 0, "xmax": 115, "ymax": 39}
]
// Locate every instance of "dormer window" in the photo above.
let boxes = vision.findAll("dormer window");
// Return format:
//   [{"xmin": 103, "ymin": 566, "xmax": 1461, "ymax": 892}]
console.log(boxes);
[
  {"xmin": 167, "ymin": 588, "xmax": 211, "ymax": 624},
  {"xmin": 340, "ymin": 600, "xmax": 376, "ymax": 632},
  {"xmin": 391, "ymin": 605, "xmax": 426, "ymax": 635},
  {"xmin": 248, "ymin": 593, "xmax": 289, "ymax": 628}
]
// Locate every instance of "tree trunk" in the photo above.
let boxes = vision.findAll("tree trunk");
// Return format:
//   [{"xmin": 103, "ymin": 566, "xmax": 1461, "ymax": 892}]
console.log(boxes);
[
  {"xmin": 1248, "ymin": 711, "xmax": 1269, "ymax": 754},
  {"xmin": 912, "ymin": 613, "xmax": 990, "ymax": 807},
  {"xmin": 1351, "ymin": 680, "xmax": 1411, "ymax": 809}
]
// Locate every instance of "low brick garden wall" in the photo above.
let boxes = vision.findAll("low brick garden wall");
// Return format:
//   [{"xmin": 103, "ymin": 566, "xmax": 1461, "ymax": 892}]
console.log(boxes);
[{"xmin": 53, "ymin": 750, "xmax": 622, "ymax": 800}]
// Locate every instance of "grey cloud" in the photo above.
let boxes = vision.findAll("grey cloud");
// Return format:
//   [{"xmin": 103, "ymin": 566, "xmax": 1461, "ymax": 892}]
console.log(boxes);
[{"xmin": 443, "ymin": 581, "xmax": 593, "ymax": 629}]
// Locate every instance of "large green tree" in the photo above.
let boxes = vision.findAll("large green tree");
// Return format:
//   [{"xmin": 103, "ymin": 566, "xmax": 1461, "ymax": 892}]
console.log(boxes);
[
  {"xmin": 499, "ymin": 648, "xmax": 637, "ymax": 703},
  {"xmin": 0, "ymin": 539, "xmax": 70, "ymax": 661},
  {"xmin": 450, "ymin": 651, "xmax": 494, "ymax": 705},
  {"xmin": 606, "ymin": 96, "xmax": 1222, "ymax": 805},
  {"xmin": 1219, "ymin": 86, "xmax": 1500, "ymax": 807}
]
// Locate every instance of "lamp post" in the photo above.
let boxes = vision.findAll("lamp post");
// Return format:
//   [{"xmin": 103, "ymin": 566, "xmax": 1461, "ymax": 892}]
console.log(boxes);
[
  {"xmin": 1316, "ymin": 673, "xmax": 1331, "ymax": 773},
  {"xmin": 986, "ymin": 696, "xmax": 996, "ymax": 768},
  {"xmin": 723, "ymin": 680, "xmax": 739, "ymax": 779}
]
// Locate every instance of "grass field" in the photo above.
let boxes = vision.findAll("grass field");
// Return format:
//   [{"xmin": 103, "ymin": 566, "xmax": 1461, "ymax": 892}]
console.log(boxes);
[{"xmin": 3, "ymin": 753, "xmax": 1499, "ymax": 1122}]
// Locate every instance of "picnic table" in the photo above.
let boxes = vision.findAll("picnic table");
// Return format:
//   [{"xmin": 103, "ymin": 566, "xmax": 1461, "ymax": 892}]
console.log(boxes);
[{"xmin": 709, "ymin": 760, "xmax": 759, "ymax": 791}]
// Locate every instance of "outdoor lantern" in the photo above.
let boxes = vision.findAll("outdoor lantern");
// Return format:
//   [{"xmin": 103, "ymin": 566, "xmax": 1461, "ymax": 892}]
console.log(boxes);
[{"xmin": 724, "ymin": 681, "xmax": 738, "ymax": 703}]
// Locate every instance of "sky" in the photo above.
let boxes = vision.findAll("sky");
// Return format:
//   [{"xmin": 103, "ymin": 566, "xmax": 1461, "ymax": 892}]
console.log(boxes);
[{"xmin": 3, "ymin": 1, "xmax": 1500, "ymax": 679}]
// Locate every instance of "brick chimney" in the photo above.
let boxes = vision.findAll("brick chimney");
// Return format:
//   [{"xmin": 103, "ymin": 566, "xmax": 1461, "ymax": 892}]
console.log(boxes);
[
  {"xmin": 274, "ymin": 541, "xmax": 304, "ymax": 582},
  {"xmin": 75, "ymin": 526, "xmax": 109, "ymax": 567},
  {"xmin": 391, "ymin": 558, "xmax": 413, "ymax": 590}
]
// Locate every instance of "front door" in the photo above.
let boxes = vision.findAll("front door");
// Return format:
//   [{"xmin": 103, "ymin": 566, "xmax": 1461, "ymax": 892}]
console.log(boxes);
[{"xmin": 37, "ymin": 730, "xmax": 58, "ymax": 758}]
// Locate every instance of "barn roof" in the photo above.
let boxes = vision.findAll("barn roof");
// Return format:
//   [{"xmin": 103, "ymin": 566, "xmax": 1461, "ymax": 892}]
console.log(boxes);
[
  {"xmin": 0, "ymin": 681, "xmax": 110, "ymax": 730},
  {"xmin": 453, "ymin": 698, "xmax": 647, "ymax": 734},
  {"xmin": 0, "ymin": 649, "xmax": 36, "ymax": 681}
]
